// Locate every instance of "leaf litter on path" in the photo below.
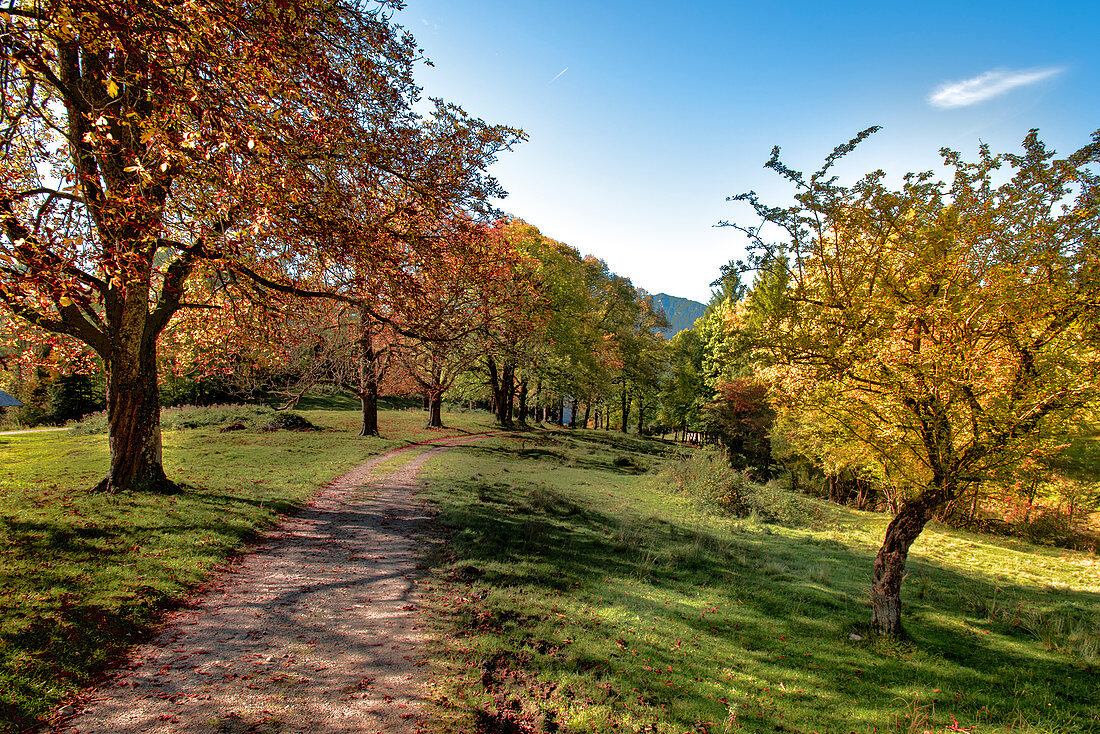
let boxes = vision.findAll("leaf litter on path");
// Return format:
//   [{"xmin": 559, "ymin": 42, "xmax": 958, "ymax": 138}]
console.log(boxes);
[{"xmin": 49, "ymin": 437, "xmax": 492, "ymax": 734}]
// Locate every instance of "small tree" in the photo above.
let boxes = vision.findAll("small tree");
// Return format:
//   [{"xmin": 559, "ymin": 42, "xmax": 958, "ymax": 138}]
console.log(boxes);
[{"xmin": 728, "ymin": 128, "xmax": 1100, "ymax": 636}]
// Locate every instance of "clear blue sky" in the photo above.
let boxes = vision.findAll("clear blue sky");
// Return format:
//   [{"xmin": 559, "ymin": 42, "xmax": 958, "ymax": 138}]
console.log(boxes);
[{"xmin": 403, "ymin": 0, "xmax": 1100, "ymax": 303}]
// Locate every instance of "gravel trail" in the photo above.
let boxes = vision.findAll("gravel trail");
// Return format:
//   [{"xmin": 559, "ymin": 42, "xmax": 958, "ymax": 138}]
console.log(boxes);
[{"xmin": 50, "ymin": 436, "xmax": 487, "ymax": 734}]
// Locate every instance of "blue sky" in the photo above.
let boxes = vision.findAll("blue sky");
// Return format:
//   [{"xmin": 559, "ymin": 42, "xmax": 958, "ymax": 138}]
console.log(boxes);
[{"xmin": 404, "ymin": 0, "xmax": 1100, "ymax": 303}]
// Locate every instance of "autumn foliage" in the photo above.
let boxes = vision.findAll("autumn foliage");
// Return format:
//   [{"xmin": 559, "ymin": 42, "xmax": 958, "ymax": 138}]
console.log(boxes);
[{"xmin": 0, "ymin": 0, "xmax": 519, "ymax": 489}]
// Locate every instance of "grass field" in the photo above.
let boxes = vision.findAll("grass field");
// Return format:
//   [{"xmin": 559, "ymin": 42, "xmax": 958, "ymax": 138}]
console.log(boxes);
[
  {"xmin": 4, "ymin": 412, "xmax": 1099, "ymax": 733},
  {"xmin": 0, "ymin": 403, "xmax": 495, "ymax": 732},
  {"xmin": 417, "ymin": 429, "xmax": 1100, "ymax": 734}
]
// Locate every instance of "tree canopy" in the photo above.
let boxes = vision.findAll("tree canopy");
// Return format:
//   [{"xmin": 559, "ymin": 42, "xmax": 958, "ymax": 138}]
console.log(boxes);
[
  {"xmin": 0, "ymin": 0, "xmax": 518, "ymax": 490},
  {"xmin": 726, "ymin": 128, "xmax": 1100, "ymax": 635}
]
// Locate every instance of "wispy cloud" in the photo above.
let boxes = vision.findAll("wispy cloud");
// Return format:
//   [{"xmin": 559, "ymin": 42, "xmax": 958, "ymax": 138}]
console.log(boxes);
[
  {"xmin": 549, "ymin": 67, "xmax": 569, "ymax": 84},
  {"xmin": 929, "ymin": 67, "xmax": 1063, "ymax": 108}
]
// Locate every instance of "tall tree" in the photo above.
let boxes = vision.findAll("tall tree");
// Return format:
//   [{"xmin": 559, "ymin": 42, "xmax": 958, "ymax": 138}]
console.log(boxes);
[
  {"xmin": 728, "ymin": 128, "xmax": 1100, "ymax": 636},
  {"xmin": 0, "ymin": 0, "xmax": 518, "ymax": 488}
]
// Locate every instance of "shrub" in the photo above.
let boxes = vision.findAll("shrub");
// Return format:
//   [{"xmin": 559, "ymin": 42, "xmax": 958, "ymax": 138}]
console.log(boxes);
[
  {"xmin": 70, "ymin": 403, "xmax": 280, "ymax": 435},
  {"xmin": 259, "ymin": 411, "xmax": 319, "ymax": 432},
  {"xmin": 1019, "ymin": 509, "xmax": 1075, "ymax": 547},
  {"xmin": 612, "ymin": 454, "xmax": 647, "ymax": 473},
  {"xmin": 661, "ymin": 448, "xmax": 813, "ymax": 526}
]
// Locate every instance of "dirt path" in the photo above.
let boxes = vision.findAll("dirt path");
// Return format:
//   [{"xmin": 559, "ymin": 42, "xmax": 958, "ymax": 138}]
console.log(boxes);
[
  {"xmin": 0, "ymin": 427, "xmax": 71, "ymax": 436},
  {"xmin": 51, "ymin": 435, "xmax": 490, "ymax": 734}
]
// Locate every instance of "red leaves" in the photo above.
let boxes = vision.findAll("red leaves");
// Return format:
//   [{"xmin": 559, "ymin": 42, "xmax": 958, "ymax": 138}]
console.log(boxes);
[{"xmin": 945, "ymin": 715, "xmax": 974, "ymax": 732}]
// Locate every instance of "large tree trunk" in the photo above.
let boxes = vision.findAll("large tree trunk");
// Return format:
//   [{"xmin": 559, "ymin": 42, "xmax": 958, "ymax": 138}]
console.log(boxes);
[
  {"xmin": 426, "ymin": 393, "xmax": 444, "ymax": 428},
  {"xmin": 871, "ymin": 499, "xmax": 934, "ymax": 636},
  {"xmin": 569, "ymin": 396, "xmax": 577, "ymax": 429},
  {"xmin": 358, "ymin": 311, "xmax": 379, "ymax": 437},
  {"xmin": 583, "ymin": 400, "xmax": 591, "ymax": 429},
  {"xmin": 97, "ymin": 338, "xmax": 173, "ymax": 493},
  {"xmin": 487, "ymin": 357, "xmax": 514, "ymax": 427}
]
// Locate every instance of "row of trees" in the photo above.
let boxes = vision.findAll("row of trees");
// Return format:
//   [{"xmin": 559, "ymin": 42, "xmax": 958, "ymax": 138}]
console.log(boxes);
[
  {"xmin": 0, "ymin": 0, "xmax": 681, "ymax": 477},
  {"xmin": 0, "ymin": 0, "xmax": 526, "ymax": 490},
  {"xmin": 233, "ymin": 217, "xmax": 671, "ymax": 437}
]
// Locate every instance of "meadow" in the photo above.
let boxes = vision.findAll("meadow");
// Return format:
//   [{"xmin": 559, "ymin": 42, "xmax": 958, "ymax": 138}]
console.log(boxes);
[
  {"xmin": 417, "ymin": 430, "xmax": 1100, "ymax": 734},
  {"xmin": 0, "ymin": 402, "xmax": 495, "ymax": 732},
  {"xmin": 2, "ymin": 407, "xmax": 1098, "ymax": 733}
]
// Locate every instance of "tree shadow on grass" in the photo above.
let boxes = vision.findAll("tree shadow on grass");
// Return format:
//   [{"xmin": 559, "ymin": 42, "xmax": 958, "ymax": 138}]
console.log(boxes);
[
  {"xmin": 0, "ymin": 483, "xmax": 307, "ymax": 732},
  {"xmin": 424, "ymin": 450, "xmax": 1100, "ymax": 733}
]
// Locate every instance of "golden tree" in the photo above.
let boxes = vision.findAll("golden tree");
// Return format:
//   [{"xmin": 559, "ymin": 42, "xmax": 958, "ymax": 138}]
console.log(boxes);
[{"xmin": 729, "ymin": 128, "xmax": 1100, "ymax": 635}]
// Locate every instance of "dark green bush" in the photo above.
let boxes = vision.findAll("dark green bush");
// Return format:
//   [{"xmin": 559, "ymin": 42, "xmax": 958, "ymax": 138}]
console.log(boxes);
[{"xmin": 259, "ymin": 412, "xmax": 319, "ymax": 432}]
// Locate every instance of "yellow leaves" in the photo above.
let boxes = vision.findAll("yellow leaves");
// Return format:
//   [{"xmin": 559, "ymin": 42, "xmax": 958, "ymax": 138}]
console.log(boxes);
[
  {"xmin": 59, "ymin": 296, "xmax": 73, "ymax": 308},
  {"xmin": 107, "ymin": 79, "xmax": 120, "ymax": 98}
]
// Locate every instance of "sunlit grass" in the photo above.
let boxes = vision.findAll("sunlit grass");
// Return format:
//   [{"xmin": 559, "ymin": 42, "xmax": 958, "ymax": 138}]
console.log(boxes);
[
  {"xmin": 0, "ymin": 405, "xmax": 496, "ymax": 732},
  {"xmin": 418, "ymin": 429, "xmax": 1100, "ymax": 733}
]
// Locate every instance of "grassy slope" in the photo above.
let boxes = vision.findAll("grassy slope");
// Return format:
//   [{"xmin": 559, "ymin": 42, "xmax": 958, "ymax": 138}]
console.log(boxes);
[
  {"xmin": 418, "ymin": 429, "xmax": 1100, "ymax": 734},
  {"xmin": 0, "ymin": 405, "xmax": 495, "ymax": 732}
]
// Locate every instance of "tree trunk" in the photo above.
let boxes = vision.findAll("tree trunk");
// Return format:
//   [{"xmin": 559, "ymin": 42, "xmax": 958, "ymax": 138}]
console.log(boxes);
[
  {"xmin": 359, "ymin": 388, "xmax": 378, "ymax": 437},
  {"xmin": 620, "ymin": 383, "xmax": 629, "ymax": 433},
  {"xmin": 488, "ymin": 357, "xmax": 514, "ymax": 427},
  {"xmin": 357, "ymin": 311, "xmax": 379, "ymax": 436},
  {"xmin": 637, "ymin": 403, "xmax": 645, "ymax": 435},
  {"xmin": 518, "ymin": 379, "xmax": 528, "ymax": 425},
  {"xmin": 487, "ymin": 356, "xmax": 499, "ymax": 416},
  {"xmin": 97, "ymin": 339, "xmax": 173, "ymax": 493},
  {"xmin": 583, "ymin": 400, "xmax": 591, "ymax": 429},
  {"xmin": 569, "ymin": 396, "xmax": 577, "ymax": 429},
  {"xmin": 506, "ymin": 364, "xmax": 515, "ymax": 425},
  {"xmin": 871, "ymin": 499, "xmax": 934, "ymax": 636},
  {"xmin": 557, "ymin": 396, "xmax": 565, "ymax": 426},
  {"xmin": 426, "ymin": 394, "xmax": 444, "ymax": 428}
]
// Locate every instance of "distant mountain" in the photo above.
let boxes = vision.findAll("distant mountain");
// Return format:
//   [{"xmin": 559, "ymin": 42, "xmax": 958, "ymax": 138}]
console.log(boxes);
[{"xmin": 651, "ymin": 293, "xmax": 707, "ymax": 338}]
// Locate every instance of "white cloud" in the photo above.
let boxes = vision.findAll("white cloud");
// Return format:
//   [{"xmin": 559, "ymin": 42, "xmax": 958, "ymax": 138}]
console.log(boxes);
[{"xmin": 928, "ymin": 67, "xmax": 1063, "ymax": 108}]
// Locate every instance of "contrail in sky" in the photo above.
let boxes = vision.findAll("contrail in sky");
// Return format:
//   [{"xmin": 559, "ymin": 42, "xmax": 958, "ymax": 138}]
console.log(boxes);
[{"xmin": 550, "ymin": 67, "xmax": 569, "ymax": 83}]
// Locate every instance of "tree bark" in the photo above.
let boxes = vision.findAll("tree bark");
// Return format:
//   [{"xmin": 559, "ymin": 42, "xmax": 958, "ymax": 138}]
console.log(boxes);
[
  {"xmin": 620, "ymin": 382, "xmax": 629, "ymax": 433},
  {"xmin": 506, "ymin": 364, "xmax": 515, "ymax": 425},
  {"xmin": 97, "ymin": 338, "xmax": 173, "ymax": 493},
  {"xmin": 426, "ymin": 393, "xmax": 444, "ymax": 427},
  {"xmin": 357, "ymin": 311, "xmax": 379, "ymax": 436},
  {"xmin": 487, "ymin": 356, "xmax": 513, "ymax": 427},
  {"xmin": 871, "ymin": 498, "xmax": 934, "ymax": 636},
  {"xmin": 569, "ymin": 396, "xmax": 577, "ymax": 429},
  {"xmin": 487, "ymin": 356, "xmax": 499, "ymax": 416},
  {"xmin": 518, "ymin": 378, "xmax": 528, "ymax": 425},
  {"xmin": 583, "ymin": 400, "xmax": 591, "ymax": 429}
]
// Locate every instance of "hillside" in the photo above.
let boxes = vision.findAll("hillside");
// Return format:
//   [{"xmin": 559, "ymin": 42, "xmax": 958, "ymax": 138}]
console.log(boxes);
[{"xmin": 651, "ymin": 292, "xmax": 707, "ymax": 337}]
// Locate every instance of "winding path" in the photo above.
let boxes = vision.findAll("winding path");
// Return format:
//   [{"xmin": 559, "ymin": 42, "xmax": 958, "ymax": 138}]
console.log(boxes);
[{"xmin": 52, "ymin": 435, "xmax": 491, "ymax": 734}]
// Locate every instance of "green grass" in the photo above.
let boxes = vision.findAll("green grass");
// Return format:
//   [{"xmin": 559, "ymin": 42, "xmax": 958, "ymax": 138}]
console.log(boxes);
[
  {"xmin": 418, "ymin": 428, "xmax": 1100, "ymax": 734},
  {"xmin": 0, "ymin": 405, "xmax": 495, "ymax": 733}
]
